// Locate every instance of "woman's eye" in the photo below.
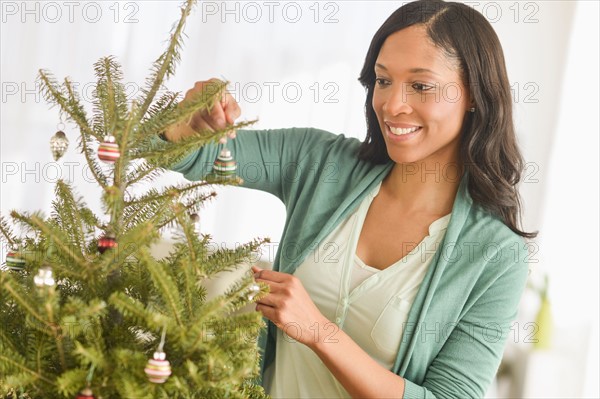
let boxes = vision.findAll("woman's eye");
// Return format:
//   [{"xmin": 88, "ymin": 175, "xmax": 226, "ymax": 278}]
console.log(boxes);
[
  {"xmin": 375, "ymin": 78, "xmax": 390, "ymax": 87},
  {"xmin": 411, "ymin": 82, "xmax": 434, "ymax": 92}
]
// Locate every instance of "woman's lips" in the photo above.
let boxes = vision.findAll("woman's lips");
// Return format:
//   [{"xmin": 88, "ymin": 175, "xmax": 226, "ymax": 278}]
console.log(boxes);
[{"xmin": 385, "ymin": 123, "xmax": 422, "ymax": 141}]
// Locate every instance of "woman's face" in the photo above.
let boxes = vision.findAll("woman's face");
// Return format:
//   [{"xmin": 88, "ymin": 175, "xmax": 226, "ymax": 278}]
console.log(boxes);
[{"xmin": 372, "ymin": 25, "xmax": 471, "ymax": 166}]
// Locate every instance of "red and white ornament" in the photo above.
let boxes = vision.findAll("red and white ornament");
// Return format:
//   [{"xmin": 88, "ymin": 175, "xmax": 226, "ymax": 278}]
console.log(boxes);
[
  {"xmin": 97, "ymin": 135, "xmax": 120, "ymax": 163},
  {"xmin": 144, "ymin": 351, "xmax": 172, "ymax": 384},
  {"xmin": 75, "ymin": 387, "xmax": 95, "ymax": 399},
  {"xmin": 98, "ymin": 234, "xmax": 117, "ymax": 254}
]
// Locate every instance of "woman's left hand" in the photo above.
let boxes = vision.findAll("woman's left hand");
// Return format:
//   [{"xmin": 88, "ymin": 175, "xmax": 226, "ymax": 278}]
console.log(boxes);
[{"xmin": 252, "ymin": 266, "xmax": 331, "ymax": 348}]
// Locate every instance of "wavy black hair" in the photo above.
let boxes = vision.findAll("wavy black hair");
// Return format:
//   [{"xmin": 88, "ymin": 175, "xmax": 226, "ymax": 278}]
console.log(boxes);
[{"xmin": 358, "ymin": 0, "xmax": 537, "ymax": 239}]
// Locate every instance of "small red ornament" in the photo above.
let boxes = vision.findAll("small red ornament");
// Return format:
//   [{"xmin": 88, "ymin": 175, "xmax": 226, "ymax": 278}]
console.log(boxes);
[
  {"xmin": 97, "ymin": 135, "xmax": 120, "ymax": 163},
  {"xmin": 98, "ymin": 234, "xmax": 117, "ymax": 254},
  {"xmin": 76, "ymin": 387, "xmax": 95, "ymax": 399}
]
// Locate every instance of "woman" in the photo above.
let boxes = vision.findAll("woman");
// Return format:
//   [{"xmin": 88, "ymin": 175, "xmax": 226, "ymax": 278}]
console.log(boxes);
[{"xmin": 163, "ymin": 1, "xmax": 537, "ymax": 397}]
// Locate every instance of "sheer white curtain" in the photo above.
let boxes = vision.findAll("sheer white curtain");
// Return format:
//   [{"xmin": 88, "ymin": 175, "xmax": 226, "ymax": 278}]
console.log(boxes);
[
  {"xmin": 532, "ymin": 2, "xmax": 599, "ymax": 397},
  {"xmin": 1, "ymin": 1, "xmax": 597, "ymax": 397}
]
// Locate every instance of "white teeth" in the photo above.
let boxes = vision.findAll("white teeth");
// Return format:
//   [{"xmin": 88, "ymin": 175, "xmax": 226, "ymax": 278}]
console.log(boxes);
[{"xmin": 388, "ymin": 126, "xmax": 420, "ymax": 135}]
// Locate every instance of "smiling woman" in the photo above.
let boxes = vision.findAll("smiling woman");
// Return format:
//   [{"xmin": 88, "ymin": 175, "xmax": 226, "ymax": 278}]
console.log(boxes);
[{"xmin": 161, "ymin": 1, "xmax": 537, "ymax": 398}]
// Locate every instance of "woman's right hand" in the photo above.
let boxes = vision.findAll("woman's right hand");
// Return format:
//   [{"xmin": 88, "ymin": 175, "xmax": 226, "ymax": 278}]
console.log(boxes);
[{"xmin": 163, "ymin": 78, "xmax": 241, "ymax": 143}]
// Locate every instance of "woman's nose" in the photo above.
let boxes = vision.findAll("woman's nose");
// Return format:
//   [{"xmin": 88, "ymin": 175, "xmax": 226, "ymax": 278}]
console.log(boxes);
[{"xmin": 383, "ymin": 83, "xmax": 414, "ymax": 115}]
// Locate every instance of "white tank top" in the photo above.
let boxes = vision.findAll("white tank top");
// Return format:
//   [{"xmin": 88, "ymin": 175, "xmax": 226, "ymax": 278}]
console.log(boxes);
[{"xmin": 265, "ymin": 182, "xmax": 451, "ymax": 398}]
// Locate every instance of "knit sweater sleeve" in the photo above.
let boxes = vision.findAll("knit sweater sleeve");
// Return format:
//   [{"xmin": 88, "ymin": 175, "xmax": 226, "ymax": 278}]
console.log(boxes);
[
  {"xmin": 402, "ymin": 236, "xmax": 530, "ymax": 399},
  {"xmin": 164, "ymin": 127, "xmax": 339, "ymax": 203}
]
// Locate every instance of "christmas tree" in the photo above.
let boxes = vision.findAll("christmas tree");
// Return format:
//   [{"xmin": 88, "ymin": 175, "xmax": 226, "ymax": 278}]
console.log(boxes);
[{"xmin": 0, "ymin": 0, "xmax": 269, "ymax": 397}]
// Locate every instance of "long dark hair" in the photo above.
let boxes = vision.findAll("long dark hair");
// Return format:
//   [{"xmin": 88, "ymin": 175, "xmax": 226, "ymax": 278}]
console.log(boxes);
[{"xmin": 358, "ymin": 0, "xmax": 537, "ymax": 239}]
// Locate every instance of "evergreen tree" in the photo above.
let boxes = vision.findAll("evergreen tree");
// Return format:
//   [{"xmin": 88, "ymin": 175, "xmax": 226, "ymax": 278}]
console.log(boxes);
[{"xmin": 0, "ymin": 1, "xmax": 268, "ymax": 397}]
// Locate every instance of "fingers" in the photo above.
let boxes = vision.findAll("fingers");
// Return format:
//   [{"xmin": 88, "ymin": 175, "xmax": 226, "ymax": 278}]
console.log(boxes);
[
  {"xmin": 205, "ymin": 79, "xmax": 240, "ymax": 129},
  {"xmin": 167, "ymin": 78, "xmax": 241, "ymax": 143},
  {"xmin": 255, "ymin": 303, "xmax": 280, "ymax": 327},
  {"xmin": 223, "ymin": 92, "xmax": 241, "ymax": 124},
  {"xmin": 251, "ymin": 266, "xmax": 261, "ymax": 281},
  {"xmin": 206, "ymin": 98, "xmax": 228, "ymax": 130},
  {"xmin": 253, "ymin": 267, "xmax": 290, "ymax": 284}
]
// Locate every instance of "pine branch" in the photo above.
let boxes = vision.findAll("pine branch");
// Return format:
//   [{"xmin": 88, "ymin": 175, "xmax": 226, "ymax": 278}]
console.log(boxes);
[
  {"xmin": 109, "ymin": 292, "xmax": 165, "ymax": 330},
  {"xmin": 153, "ymin": 191, "xmax": 218, "ymax": 232},
  {"xmin": 112, "ymin": 349, "xmax": 154, "ymax": 398},
  {"xmin": 2, "ymin": 280, "xmax": 54, "ymax": 332},
  {"xmin": 51, "ymin": 180, "xmax": 98, "ymax": 255},
  {"xmin": 79, "ymin": 136, "xmax": 108, "ymax": 189},
  {"xmin": 141, "ymin": 251, "xmax": 184, "ymax": 327},
  {"xmin": 61, "ymin": 298, "xmax": 107, "ymax": 324},
  {"xmin": 220, "ymin": 274, "xmax": 262, "ymax": 314},
  {"xmin": 0, "ymin": 352, "xmax": 55, "ymax": 385},
  {"xmin": 133, "ymin": 91, "xmax": 179, "ymax": 145},
  {"xmin": 73, "ymin": 341, "xmax": 106, "ymax": 370},
  {"xmin": 174, "ymin": 208, "xmax": 200, "ymax": 265},
  {"xmin": 204, "ymin": 239, "xmax": 267, "ymax": 276},
  {"xmin": 60, "ymin": 76, "xmax": 111, "ymax": 189},
  {"xmin": 137, "ymin": 79, "xmax": 227, "ymax": 144},
  {"xmin": 182, "ymin": 275, "xmax": 264, "ymax": 356},
  {"xmin": 179, "ymin": 258, "xmax": 200, "ymax": 322},
  {"xmin": 121, "ymin": 187, "xmax": 213, "ymax": 234},
  {"xmin": 137, "ymin": 0, "xmax": 196, "ymax": 121},
  {"xmin": 38, "ymin": 70, "xmax": 98, "ymax": 141},
  {"xmin": 55, "ymin": 368, "xmax": 88, "ymax": 397},
  {"xmin": 91, "ymin": 56, "xmax": 129, "ymax": 138},
  {"xmin": 76, "ymin": 133, "xmax": 110, "ymax": 189},
  {"xmin": 124, "ymin": 161, "xmax": 165, "ymax": 189},
  {"xmin": 134, "ymin": 119, "xmax": 257, "ymax": 166},
  {"xmin": 35, "ymin": 284, "xmax": 67, "ymax": 371},
  {"xmin": 112, "ymin": 101, "xmax": 140, "ymax": 232},
  {"xmin": 124, "ymin": 182, "xmax": 213, "ymax": 225},
  {"xmin": 0, "ymin": 325, "xmax": 20, "ymax": 354},
  {"xmin": 0, "ymin": 214, "xmax": 18, "ymax": 247},
  {"xmin": 103, "ymin": 221, "xmax": 159, "ymax": 276},
  {"xmin": 10, "ymin": 211, "xmax": 88, "ymax": 275},
  {"xmin": 38, "ymin": 69, "xmax": 109, "ymax": 189}
]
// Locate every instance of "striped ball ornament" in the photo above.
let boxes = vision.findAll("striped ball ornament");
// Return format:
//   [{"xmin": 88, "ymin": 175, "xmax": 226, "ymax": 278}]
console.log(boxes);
[
  {"xmin": 6, "ymin": 250, "xmax": 26, "ymax": 271},
  {"xmin": 144, "ymin": 351, "xmax": 172, "ymax": 384},
  {"xmin": 211, "ymin": 148, "xmax": 237, "ymax": 179},
  {"xmin": 98, "ymin": 135, "xmax": 120, "ymax": 163}
]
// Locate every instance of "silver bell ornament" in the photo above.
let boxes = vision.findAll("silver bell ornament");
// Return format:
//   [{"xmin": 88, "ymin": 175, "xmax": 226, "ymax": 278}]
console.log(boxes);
[{"xmin": 50, "ymin": 131, "xmax": 69, "ymax": 161}]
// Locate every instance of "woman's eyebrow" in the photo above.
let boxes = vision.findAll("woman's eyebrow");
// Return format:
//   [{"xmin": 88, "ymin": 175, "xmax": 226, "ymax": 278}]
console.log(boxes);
[{"xmin": 375, "ymin": 63, "xmax": 440, "ymax": 77}]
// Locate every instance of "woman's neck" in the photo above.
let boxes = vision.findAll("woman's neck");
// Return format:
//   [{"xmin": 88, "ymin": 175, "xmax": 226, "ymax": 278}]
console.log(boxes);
[{"xmin": 381, "ymin": 160, "xmax": 464, "ymax": 216}]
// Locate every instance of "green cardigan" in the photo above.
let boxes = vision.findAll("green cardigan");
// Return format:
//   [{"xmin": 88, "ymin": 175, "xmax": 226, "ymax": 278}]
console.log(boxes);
[{"xmin": 169, "ymin": 127, "xmax": 530, "ymax": 399}]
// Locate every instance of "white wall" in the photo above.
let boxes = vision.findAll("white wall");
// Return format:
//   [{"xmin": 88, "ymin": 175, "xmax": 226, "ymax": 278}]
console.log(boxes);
[{"xmin": 1, "ymin": 1, "xmax": 597, "ymax": 397}]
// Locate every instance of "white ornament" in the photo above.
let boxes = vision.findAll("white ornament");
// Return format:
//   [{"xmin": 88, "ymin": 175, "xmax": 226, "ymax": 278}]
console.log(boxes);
[{"xmin": 34, "ymin": 267, "xmax": 55, "ymax": 287}]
